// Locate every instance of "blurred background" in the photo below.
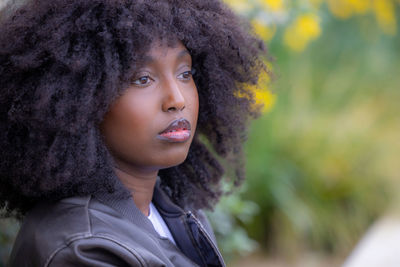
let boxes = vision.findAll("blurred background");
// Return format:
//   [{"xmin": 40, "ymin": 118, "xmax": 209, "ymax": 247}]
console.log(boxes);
[
  {"xmin": 1, "ymin": 0, "xmax": 399, "ymax": 266},
  {"xmin": 207, "ymin": 0, "xmax": 400, "ymax": 266}
]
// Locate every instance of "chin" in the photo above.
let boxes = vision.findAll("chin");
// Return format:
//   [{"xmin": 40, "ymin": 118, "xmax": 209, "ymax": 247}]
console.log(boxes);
[
  {"xmin": 158, "ymin": 140, "xmax": 193, "ymax": 169},
  {"xmin": 166, "ymin": 157, "xmax": 188, "ymax": 168},
  {"xmin": 161, "ymin": 151, "xmax": 190, "ymax": 169}
]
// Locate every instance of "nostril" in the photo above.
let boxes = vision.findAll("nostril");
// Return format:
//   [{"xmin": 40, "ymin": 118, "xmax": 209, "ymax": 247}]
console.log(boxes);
[{"xmin": 167, "ymin": 105, "xmax": 185, "ymax": 112}]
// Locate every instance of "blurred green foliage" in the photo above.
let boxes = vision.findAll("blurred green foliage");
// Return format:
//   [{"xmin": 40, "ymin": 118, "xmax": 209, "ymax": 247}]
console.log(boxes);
[
  {"xmin": 0, "ymin": 219, "xmax": 19, "ymax": 266},
  {"xmin": 210, "ymin": 0, "xmax": 400, "ymax": 262},
  {"xmin": 207, "ymin": 193, "xmax": 260, "ymax": 262}
]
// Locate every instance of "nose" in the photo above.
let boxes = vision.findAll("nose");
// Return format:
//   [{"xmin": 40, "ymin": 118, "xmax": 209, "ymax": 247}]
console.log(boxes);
[{"xmin": 161, "ymin": 78, "xmax": 185, "ymax": 112}]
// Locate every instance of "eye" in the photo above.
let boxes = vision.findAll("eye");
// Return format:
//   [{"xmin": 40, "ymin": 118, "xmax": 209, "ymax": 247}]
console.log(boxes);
[
  {"xmin": 177, "ymin": 68, "xmax": 196, "ymax": 80},
  {"xmin": 131, "ymin": 75, "xmax": 153, "ymax": 86}
]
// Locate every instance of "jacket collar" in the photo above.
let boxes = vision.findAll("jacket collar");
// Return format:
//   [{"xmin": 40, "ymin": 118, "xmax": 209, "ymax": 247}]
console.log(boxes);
[
  {"xmin": 93, "ymin": 176, "xmax": 224, "ymax": 267},
  {"xmin": 92, "ymin": 179, "xmax": 157, "ymax": 235}
]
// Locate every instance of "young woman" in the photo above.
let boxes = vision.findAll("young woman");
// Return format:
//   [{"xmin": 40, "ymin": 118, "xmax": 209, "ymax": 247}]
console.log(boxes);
[{"xmin": 0, "ymin": 0, "xmax": 266, "ymax": 266}]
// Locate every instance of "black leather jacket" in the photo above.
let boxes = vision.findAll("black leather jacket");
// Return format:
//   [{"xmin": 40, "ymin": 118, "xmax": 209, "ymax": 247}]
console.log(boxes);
[{"xmin": 9, "ymin": 180, "xmax": 225, "ymax": 267}]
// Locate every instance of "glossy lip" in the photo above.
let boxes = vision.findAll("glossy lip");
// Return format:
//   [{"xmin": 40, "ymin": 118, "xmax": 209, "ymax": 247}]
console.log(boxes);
[{"xmin": 157, "ymin": 118, "xmax": 192, "ymax": 143}]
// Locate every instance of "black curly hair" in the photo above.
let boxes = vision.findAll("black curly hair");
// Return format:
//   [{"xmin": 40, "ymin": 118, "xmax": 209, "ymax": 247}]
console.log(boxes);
[{"xmin": 0, "ymin": 0, "xmax": 267, "ymax": 217}]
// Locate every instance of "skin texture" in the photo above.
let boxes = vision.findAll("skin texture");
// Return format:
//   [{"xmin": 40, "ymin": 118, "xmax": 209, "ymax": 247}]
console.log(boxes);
[{"xmin": 100, "ymin": 41, "xmax": 199, "ymax": 215}]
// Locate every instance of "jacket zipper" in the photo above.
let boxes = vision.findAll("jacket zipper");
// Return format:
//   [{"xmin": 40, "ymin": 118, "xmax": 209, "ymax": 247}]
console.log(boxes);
[{"xmin": 185, "ymin": 211, "xmax": 226, "ymax": 267}]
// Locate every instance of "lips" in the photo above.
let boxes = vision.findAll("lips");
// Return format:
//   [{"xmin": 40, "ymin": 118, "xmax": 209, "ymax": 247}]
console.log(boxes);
[{"xmin": 157, "ymin": 118, "xmax": 191, "ymax": 143}]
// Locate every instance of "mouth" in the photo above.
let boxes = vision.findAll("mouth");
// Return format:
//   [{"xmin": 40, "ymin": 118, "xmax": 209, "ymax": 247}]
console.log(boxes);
[{"xmin": 157, "ymin": 118, "xmax": 191, "ymax": 143}]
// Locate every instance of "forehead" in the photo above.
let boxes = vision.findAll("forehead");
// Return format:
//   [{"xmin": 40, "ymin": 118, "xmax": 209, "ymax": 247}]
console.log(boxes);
[{"xmin": 139, "ymin": 40, "xmax": 191, "ymax": 65}]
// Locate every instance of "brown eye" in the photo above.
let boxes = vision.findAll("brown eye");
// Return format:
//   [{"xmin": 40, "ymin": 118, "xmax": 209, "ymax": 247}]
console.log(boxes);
[
  {"xmin": 132, "ymin": 76, "xmax": 152, "ymax": 86},
  {"xmin": 177, "ymin": 70, "xmax": 194, "ymax": 80}
]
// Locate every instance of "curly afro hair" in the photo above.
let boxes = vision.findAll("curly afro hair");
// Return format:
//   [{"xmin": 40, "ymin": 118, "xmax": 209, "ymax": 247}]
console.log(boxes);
[{"xmin": 0, "ymin": 0, "xmax": 267, "ymax": 217}]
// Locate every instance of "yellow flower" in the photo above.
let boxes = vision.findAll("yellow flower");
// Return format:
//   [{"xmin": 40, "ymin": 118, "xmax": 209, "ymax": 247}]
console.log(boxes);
[
  {"xmin": 251, "ymin": 70, "xmax": 276, "ymax": 113},
  {"xmin": 327, "ymin": 0, "xmax": 396, "ymax": 35},
  {"xmin": 235, "ymin": 70, "xmax": 276, "ymax": 113},
  {"xmin": 297, "ymin": 14, "xmax": 321, "ymax": 38},
  {"xmin": 327, "ymin": 0, "xmax": 355, "ymax": 19},
  {"xmin": 350, "ymin": 0, "xmax": 371, "ymax": 14},
  {"xmin": 373, "ymin": 0, "xmax": 397, "ymax": 35},
  {"xmin": 328, "ymin": 0, "xmax": 370, "ymax": 19},
  {"xmin": 251, "ymin": 19, "xmax": 277, "ymax": 41},
  {"xmin": 284, "ymin": 14, "xmax": 321, "ymax": 52},
  {"xmin": 254, "ymin": 88, "xmax": 277, "ymax": 113},
  {"xmin": 258, "ymin": 0, "xmax": 284, "ymax": 12}
]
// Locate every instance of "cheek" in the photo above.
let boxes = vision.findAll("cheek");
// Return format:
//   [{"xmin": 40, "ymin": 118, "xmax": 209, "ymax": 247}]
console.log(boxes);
[
  {"xmin": 186, "ymin": 84, "xmax": 199, "ymax": 123},
  {"xmin": 100, "ymin": 93, "xmax": 156, "ymax": 156},
  {"xmin": 193, "ymin": 90, "xmax": 200, "ymax": 129}
]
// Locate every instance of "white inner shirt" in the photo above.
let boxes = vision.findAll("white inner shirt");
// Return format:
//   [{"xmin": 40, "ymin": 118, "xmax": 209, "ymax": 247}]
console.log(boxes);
[{"xmin": 148, "ymin": 202, "xmax": 177, "ymax": 245}]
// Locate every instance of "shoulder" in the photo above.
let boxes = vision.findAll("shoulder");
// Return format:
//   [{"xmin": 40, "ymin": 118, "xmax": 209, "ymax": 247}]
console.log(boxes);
[
  {"xmin": 8, "ymin": 195, "xmax": 145, "ymax": 267},
  {"xmin": 43, "ymin": 236, "xmax": 146, "ymax": 267},
  {"xmin": 10, "ymin": 196, "xmax": 92, "ymax": 258}
]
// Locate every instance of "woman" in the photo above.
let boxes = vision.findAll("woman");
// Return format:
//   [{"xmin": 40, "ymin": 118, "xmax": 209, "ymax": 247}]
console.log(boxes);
[{"xmin": 0, "ymin": 0, "xmax": 266, "ymax": 266}]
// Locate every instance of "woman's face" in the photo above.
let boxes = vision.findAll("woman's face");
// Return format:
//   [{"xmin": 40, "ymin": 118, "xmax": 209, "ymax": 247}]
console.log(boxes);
[{"xmin": 100, "ymin": 41, "xmax": 199, "ymax": 173}]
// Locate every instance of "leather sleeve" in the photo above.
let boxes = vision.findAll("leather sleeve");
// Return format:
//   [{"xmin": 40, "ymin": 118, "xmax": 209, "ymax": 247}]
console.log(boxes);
[{"xmin": 47, "ymin": 236, "xmax": 146, "ymax": 267}]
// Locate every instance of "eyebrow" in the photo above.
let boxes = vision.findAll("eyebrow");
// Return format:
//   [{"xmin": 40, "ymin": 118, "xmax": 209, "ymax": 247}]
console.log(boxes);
[{"xmin": 177, "ymin": 49, "xmax": 191, "ymax": 60}]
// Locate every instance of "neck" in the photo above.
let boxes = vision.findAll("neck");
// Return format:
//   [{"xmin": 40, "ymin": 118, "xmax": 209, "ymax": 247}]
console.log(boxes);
[{"xmin": 113, "ymin": 166, "xmax": 158, "ymax": 216}]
